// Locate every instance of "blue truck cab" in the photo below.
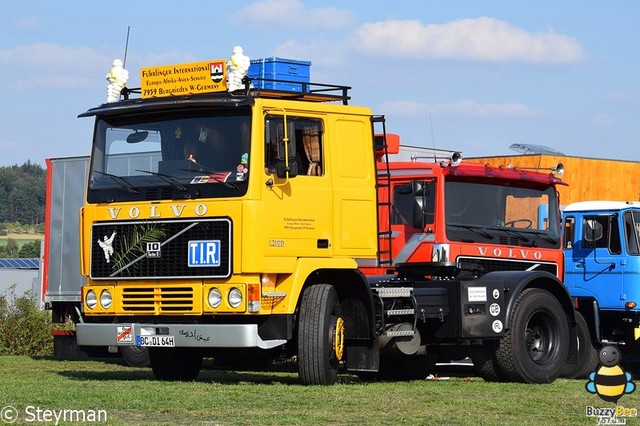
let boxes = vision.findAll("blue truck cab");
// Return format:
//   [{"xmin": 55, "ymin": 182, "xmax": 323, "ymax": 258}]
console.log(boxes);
[{"xmin": 562, "ymin": 201, "xmax": 640, "ymax": 376}]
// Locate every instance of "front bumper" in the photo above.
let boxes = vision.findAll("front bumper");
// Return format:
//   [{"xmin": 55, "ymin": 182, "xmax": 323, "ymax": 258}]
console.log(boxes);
[{"xmin": 76, "ymin": 323, "xmax": 286, "ymax": 349}]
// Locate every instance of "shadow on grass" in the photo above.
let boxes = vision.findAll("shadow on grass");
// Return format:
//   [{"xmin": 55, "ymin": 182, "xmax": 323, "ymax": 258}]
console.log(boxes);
[
  {"xmin": 31, "ymin": 355, "xmax": 129, "ymax": 366},
  {"xmin": 55, "ymin": 367, "xmax": 308, "ymax": 385},
  {"xmin": 54, "ymin": 361, "xmax": 364, "ymax": 385}
]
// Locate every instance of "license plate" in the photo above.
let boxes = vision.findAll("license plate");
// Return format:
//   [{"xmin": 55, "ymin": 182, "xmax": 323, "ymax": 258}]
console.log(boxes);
[{"xmin": 137, "ymin": 335, "xmax": 175, "ymax": 347}]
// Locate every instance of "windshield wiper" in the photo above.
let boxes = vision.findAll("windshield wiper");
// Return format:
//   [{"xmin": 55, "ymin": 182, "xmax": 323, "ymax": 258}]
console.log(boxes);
[
  {"xmin": 528, "ymin": 229, "xmax": 559, "ymax": 245},
  {"xmin": 135, "ymin": 169, "xmax": 188, "ymax": 191},
  {"xmin": 447, "ymin": 223, "xmax": 494, "ymax": 239},
  {"xmin": 93, "ymin": 171, "xmax": 139, "ymax": 194}
]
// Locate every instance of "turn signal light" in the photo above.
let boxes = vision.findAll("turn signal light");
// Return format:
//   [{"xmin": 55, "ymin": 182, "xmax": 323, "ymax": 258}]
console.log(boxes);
[
  {"xmin": 626, "ymin": 301, "xmax": 637, "ymax": 309},
  {"xmin": 248, "ymin": 283, "xmax": 261, "ymax": 313}
]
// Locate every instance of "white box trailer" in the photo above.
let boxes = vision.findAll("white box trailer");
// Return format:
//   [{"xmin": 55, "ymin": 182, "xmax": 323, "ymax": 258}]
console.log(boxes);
[{"xmin": 43, "ymin": 156, "xmax": 89, "ymax": 357}]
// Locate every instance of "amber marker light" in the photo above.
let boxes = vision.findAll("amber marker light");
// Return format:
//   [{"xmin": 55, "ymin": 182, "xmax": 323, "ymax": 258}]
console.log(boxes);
[
  {"xmin": 626, "ymin": 301, "xmax": 637, "ymax": 309},
  {"xmin": 248, "ymin": 283, "xmax": 261, "ymax": 313}
]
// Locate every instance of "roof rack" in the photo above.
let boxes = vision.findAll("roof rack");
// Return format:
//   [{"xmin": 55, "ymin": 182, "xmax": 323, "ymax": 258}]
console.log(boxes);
[
  {"xmin": 119, "ymin": 77, "xmax": 351, "ymax": 105},
  {"xmin": 242, "ymin": 77, "xmax": 351, "ymax": 105}
]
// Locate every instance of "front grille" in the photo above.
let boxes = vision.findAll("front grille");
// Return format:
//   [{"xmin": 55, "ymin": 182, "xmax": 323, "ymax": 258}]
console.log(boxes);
[
  {"xmin": 457, "ymin": 256, "xmax": 558, "ymax": 276},
  {"xmin": 120, "ymin": 286, "xmax": 195, "ymax": 313},
  {"xmin": 91, "ymin": 218, "xmax": 231, "ymax": 279}
]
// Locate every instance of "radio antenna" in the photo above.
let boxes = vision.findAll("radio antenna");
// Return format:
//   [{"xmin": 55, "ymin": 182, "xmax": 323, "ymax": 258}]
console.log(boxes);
[
  {"xmin": 123, "ymin": 26, "xmax": 131, "ymax": 67},
  {"xmin": 429, "ymin": 113, "xmax": 437, "ymax": 163}
]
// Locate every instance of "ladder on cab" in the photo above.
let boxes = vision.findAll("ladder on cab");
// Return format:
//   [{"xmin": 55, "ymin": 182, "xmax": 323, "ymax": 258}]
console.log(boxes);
[{"xmin": 373, "ymin": 116, "xmax": 393, "ymax": 268}]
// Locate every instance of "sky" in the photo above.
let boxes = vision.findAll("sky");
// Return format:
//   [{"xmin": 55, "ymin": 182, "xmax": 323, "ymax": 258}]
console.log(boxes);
[{"xmin": 1, "ymin": 0, "xmax": 638, "ymax": 167}]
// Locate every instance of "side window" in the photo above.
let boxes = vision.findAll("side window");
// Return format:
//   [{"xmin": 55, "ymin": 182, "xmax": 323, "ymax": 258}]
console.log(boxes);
[
  {"xmin": 624, "ymin": 211, "xmax": 640, "ymax": 255},
  {"xmin": 563, "ymin": 216, "xmax": 575, "ymax": 249},
  {"xmin": 391, "ymin": 183, "xmax": 414, "ymax": 226},
  {"xmin": 265, "ymin": 115, "xmax": 323, "ymax": 176},
  {"xmin": 391, "ymin": 180, "xmax": 435, "ymax": 228}
]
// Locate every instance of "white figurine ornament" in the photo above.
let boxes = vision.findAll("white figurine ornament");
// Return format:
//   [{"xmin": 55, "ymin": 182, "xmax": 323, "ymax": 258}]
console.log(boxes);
[
  {"xmin": 106, "ymin": 59, "xmax": 129, "ymax": 103},
  {"xmin": 226, "ymin": 46, "xmax": 250, "ymax": 93}
]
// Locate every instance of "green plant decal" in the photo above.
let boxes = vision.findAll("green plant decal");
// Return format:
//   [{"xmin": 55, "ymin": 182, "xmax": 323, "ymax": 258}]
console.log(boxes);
[{"xmin": 111, "ymin": 223, "xmax": 166, "ymax": 275}]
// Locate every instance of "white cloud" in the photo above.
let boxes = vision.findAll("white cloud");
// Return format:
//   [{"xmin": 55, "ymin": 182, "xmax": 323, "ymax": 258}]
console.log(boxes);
[
  {"xmin": 381, "ymin": 99, "xmax": 544, "ymax": 118},
  {"xmin": 238, "ymin": 0, "xmax": 355, "ymax": 30},
  {"xmin": 0, "ymin": 43, "xmax": 111, "ymax": 90},
  {"xmin": 353, "ymin": 17, "xmax": 585, "ymax": 63},
  {"xmin": 0, "ymin": 43, "xmax": 197, "ymax": 91}
]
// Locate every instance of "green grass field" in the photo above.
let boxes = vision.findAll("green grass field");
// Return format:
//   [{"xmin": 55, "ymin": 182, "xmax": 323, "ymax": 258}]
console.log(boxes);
[{"xmin": 0, "ymin": 356, "xmax": 632, "ymax": 425}]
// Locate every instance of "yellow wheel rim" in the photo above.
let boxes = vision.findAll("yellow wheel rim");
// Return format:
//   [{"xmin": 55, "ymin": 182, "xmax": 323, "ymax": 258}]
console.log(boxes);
[{"xmin": 334, "ymin": 317, "xmax": 345, "ymax": 360}]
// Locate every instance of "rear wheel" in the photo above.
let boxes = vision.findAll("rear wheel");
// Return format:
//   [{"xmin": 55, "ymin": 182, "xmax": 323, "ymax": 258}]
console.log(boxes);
[
  {"xmin": 560, "ymin": 311, "xmax": 599, "ymax": 379},
  {"xmin": 149, "ymin": 348, "xmax": 202, "ymax": 381},
  {"xmin": 471, "ymin": 343, "xmax": 506, "ymax": 382},
  {"xmin": 297, "ymin": 284, "xmax": 344, "ymax": 385},
  {"xmin": 495, "ymin": 288, "xmax": 569, "ymax": 383}
]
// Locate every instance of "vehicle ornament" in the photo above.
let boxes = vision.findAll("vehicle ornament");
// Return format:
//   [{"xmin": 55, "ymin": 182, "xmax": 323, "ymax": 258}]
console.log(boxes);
[{"xmin": 97, "ymin": 231, "xmax": 117, "ymax": 263}]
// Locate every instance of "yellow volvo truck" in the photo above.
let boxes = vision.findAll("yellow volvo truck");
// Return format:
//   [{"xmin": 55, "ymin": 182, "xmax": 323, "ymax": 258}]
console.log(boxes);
[
  {"xmin": 76, "ymin": 58, "xmax": 381, "ymax": 384},
  {"xmin": 76, "ymin": 57, "xmax": 577, "ymax": 385}
]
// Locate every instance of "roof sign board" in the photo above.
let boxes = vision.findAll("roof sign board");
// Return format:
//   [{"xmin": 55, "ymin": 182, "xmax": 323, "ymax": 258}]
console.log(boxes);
[{"xmin": 140, "ymin": 60, "xmax": 228, "ymax": 99}]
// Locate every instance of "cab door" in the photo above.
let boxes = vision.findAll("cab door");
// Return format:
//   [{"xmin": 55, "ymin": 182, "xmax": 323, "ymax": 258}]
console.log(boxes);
[
  {"xmin": 570, "ymin": 214, "xmax": 625, "ymax": 309},
  {"xmin": 621, "ymin": 210, "xmax": 640, "ymax": 307},
  {"xmin": 261, "ymin": 114, "xmax": 333, "ymax": 260}
]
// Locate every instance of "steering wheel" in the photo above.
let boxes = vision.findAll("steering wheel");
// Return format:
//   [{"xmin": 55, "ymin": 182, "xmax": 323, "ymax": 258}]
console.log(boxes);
[{"xmin": 504, "ymin": 218, "xmax": 533, "ymax": 229}]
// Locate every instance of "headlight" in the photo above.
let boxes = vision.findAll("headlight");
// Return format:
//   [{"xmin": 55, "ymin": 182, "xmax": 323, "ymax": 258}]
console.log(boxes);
[
  {"xmin": 100, "ymin": 289, "xmax": 112, "ymax": 309},
  {"xmin": 85, "ymin": 290, "xmax": 97, "ymax": 309},
  {"xmin": 228, "ymin": 287, "xmax": 242, "ymax": 308},
  {"xmin": 208, "ymin": 288, "xmax": 222, "ymax": 308}
]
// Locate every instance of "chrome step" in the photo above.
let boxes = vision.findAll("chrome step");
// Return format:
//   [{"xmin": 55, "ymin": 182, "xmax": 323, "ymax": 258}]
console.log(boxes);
[
  {"xmin": 386, "ymin": 309, "xmax": 415, "ymax": 316},
  {"xmin": 375, "ymin": 287, "xmax": 412, "ymax": 298},
  {"xmin": 385, "ymin": 329, "xmax": 415, "ymax": 337}
]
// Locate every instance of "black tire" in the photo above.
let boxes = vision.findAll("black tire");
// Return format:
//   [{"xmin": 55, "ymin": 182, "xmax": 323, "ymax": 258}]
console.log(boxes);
[
  {"xmin": 149, "ymin": 348, "xmax": 203, "ymax": 381},
  {"xmin": 560, "ymin": 311, "xmax": 599, "ymax": 379},
  {"xmin": 471, "ymin": 343, "xmax": 506, "ymax": 382},
  {"xmin": 297, "ymin": 284, "xmax": 344, "ymax": 385},
  {"xmin": 121, "ymin": 346, "xmax": 150, "ymax": 368},
  {"xmin": 495, "ymin": 288, "xmax": 569, "ymax": 383}
]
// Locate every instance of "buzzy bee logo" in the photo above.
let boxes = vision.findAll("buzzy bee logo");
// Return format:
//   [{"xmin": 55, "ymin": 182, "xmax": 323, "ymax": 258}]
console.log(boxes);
[{"xmin": 585, "ymin": 345, "xmax": 637, "ymax": 424}]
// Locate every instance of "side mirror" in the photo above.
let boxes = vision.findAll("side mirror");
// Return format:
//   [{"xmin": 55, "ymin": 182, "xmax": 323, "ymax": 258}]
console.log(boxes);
[
  {"xmin": 411, "ymin": 180, "xmax": 425, "ymax": 196},
  {"xmin": 412, "ymin": 196, "xmax": 424, "ymax": 229},
  {"xmin": 584, "ymin": 219, "xmax": 604, "ymax": 243},
  {"xmin": 276, "ymin": 160, "xmax": 299, "ymax": 179}
]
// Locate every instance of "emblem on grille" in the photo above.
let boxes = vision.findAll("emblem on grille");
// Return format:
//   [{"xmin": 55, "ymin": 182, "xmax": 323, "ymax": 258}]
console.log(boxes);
[
  {"xmin": 146, "ymin": 242, "xmax": 161, "ymax": 258},
  {"xmin": 97, "ymin": 231, "xmax": 117, "ymax": 263}
]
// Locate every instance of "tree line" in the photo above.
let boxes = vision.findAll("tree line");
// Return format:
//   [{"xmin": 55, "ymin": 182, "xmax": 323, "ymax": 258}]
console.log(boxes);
[
  {"xmin": 0, "ymin": 161, "xmax": 46, "ymax": 226},
  {"xmin": 0, "ymin": 161, "xmax": 46, "ymax": 258}
]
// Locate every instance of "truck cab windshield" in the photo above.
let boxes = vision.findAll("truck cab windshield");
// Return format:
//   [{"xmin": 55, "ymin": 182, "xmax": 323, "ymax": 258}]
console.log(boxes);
[
  {"xmin": 87, "ymin": 109, "xmax": 251, "ymax": 203},
  {"xmin": 445, "ymin": 179, "xmax": 560, "ymax": 248}
]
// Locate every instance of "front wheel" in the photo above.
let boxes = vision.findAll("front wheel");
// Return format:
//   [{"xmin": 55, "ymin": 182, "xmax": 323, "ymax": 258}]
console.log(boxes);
[
  {"xmin": 297, "ymin": 284, "xmax": 344, "ymax": 385},
  {"xmin": 495, "ymin": 288, "xmax": 569, "ymax": 383},
  {"xmin": 121, "ymin": 346, "xmax": 150, "ymax": 368}
]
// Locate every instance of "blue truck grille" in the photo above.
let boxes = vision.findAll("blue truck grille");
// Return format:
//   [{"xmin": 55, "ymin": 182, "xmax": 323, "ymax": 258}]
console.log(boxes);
[{"xmin": 90, "ymin": 218, "xmax": 232, "ymax": 280}]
